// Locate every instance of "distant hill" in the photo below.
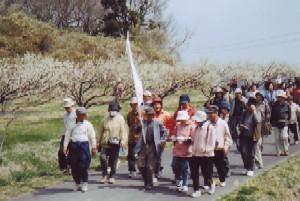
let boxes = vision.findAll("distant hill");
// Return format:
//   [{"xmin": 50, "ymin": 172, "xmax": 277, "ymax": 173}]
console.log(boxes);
[{"xmin": 0, "ymin": 12, "xmax": 173, "ymax": 64}]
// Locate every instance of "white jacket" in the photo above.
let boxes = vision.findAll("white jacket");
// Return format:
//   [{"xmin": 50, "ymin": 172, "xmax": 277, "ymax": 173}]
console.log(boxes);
[
  {"xmin": 289, "ymin": 102, "xmax": 300, "ymax": 124},
  {"xmin": 64, "ymin": 120, "xmax": 97, "ymax": 149}
]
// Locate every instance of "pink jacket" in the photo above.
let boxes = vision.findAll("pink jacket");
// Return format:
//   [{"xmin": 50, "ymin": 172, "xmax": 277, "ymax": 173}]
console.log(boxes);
[
  {"xmin": 192, "ymin": 122, "xmax": 216, "ymax": 157},
  {"xmin": 172, "ymin": 123, "xmax": 194, "ymax": 157}
]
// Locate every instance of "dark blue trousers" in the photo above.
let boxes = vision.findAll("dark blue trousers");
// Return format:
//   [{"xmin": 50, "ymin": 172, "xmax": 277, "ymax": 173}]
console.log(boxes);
[{"xmin": 68, "ymin": 141, "xmax": 91, "ymax": 184}]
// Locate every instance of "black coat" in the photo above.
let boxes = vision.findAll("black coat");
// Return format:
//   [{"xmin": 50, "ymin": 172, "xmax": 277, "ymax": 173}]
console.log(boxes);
[{"xmin": 270, "ymin": 101, "xmax": 291, "ymax": 128}]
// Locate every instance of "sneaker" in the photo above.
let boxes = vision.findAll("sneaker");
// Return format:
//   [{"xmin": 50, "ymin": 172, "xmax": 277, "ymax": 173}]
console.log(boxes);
[
  {"xmin": 62, "ymin": 169, "xmax": 70, "ymax": 175},
  {"xmin": 73, "ymin": 184, "xmax": 81, "ymax": 191},
  {"xmin": 220, "ymin": 182, "xmax": 226, "ymax": 187},
  {"xmin": 153, "ymin": 177, "xmax": 158, "ymax": 183},
  {"xmin": 179, "ymin": 186, "xmax": 188, "ymax": 192},
  {"xmin": 176, "ymin": 180, "xmax": 183, "ymax": 188},
  {"xmin": 242, "ymin": 169, "xmax": 248, "ymax": 175},
  {"xmin": 192, "ymin": 190, "xmax": 201, "ymax": 198},
  {"xmin": 258, "ymin": 165, "xmax": 264, "ymax": 169},
  {"xmin": 295, "ymin": 141, "xmax": 299, "ymax": 145},
  {"xmin": 100, "ymin": 176, "xmax": 108, "ymax": 184},
  {"xmin": 208, "ymin": 182, "xmax": 216, "ymax": 195},
  {"xmin": 108, "ymin": 178, "xmax": 115, "ymax": 184},
  {"xmin": 145, "ymin": 185, "xmax": 153, "ymax": 191},
  {"xmin": 132, "ymin": 171, "xmax": 137, "ymax": 178},
  {"xmin": 203, "ymin": 186, "xmax": 209, "ymax": 191},
  {"xmin": 81, "ymin": 183, "xmax": 88, "ymax": 192},
  {"xmin": 247, "ymin": 171, "xmax": 254, "ymax": 177}
]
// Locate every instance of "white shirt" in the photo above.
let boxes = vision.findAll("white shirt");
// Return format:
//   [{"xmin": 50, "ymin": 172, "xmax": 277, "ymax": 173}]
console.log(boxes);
[
  {"xmin": 289, "ymin": 102, "xmax": 300, "ymax": 124},
  {"xmin": 63, "ymin": 111, "xmax": 76, "ymax": 136},
  {"xmin": 209, "ymin": 118, "xmax": 233, "ymax": 150},
  {"xmin": 64, "ymin": 120, "xmax": 97, "ymax": 148}
]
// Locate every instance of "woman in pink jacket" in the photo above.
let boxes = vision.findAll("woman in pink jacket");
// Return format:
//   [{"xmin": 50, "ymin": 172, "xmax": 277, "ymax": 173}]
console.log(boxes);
[
  {"xmin": 171, "ymin": 111, "xmax": 194, "ymax": 192},
  {"xmin": 190, "ymin": 111, "xmax": 217, "ymax": 198}
]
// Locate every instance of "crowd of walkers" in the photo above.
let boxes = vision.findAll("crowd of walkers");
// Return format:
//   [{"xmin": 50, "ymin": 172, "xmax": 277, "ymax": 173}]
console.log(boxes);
[{"xmin": 58, "ymin": 77, "xmax": 300, "ymax": 198}]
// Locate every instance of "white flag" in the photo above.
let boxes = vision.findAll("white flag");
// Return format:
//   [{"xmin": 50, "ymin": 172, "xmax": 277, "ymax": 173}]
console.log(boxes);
[{"xmin": 126, "ymin": 33, "xmax": 143, "ymax": 106}]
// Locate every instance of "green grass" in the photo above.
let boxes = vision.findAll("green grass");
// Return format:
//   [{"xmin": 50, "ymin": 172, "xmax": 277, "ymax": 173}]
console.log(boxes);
[{"xmin": 219, "ymin": 153, "xmax": 300, "ymax": 201}]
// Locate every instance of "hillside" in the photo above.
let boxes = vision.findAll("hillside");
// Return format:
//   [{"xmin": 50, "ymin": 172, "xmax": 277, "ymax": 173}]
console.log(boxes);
[{"xmin": 0, "ymin": 12, "xmax": 173, "ymax": 64}]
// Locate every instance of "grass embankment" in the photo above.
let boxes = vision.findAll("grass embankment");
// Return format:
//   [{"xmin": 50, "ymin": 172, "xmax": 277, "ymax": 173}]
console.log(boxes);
[
  {"xmin": 0, "ymin": 93, "xmax": 206, "ymax": 201},
  {"xmin": 219, "ymin": 152, "xmax": 300, "ymax": 201},
  {"xmin": 0, "ymin": 12, "xmax": 173, "ymax": 64}
]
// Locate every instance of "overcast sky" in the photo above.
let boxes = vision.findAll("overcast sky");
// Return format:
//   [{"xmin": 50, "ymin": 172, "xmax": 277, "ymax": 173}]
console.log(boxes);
[{"xmin": 166, "ymin": 0, "xmax": 300, "ymax": 66}]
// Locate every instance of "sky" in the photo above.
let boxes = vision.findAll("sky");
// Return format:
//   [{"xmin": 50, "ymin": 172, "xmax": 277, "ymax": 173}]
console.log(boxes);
[{"xmin": 166, "ymin": 0, "xmax": 300, "ymax": 66}]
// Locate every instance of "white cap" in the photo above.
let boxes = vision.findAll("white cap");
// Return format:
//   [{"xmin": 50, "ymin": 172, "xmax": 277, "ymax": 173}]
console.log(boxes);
[
  {"xmin": 63, "ymin": 98, "xmax": 74, "ymax": 108},
  {"xmin": 247, "ymin": 92, "xmax": 256, "ymax": 98},
  {"xmin": 276, "ymin": 90, "xmax": 287, "ymax": 98},
  {"xmin": 76, "ymin": 107, "xmax": 87, "ymax": 115},
  {"xmin": 143, "ymin": 90, "xmax": 152, "ymax": 97},
  {"xmin": 215, "ymin": 87, "xmax": 223, "ymax": 93},
  {"xmin": 176, "ymin": 111, "xmax": 190, "ymax": 121},
  {"xmin": 234, "ymin": 88, "xmax": 242, "ymax": 94},
  {"xmin": 130, "ymin": 97, "xmax": 138, "ymax": 104},
  {"xmin": 192, "ymin": 111, "xmax": 207, "ymax": 123}
]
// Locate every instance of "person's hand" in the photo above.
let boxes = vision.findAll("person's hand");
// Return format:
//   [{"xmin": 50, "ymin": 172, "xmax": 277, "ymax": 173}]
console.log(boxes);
[
  {"xmin": 92, "ymin": 148, "xmax": 97, "ymax": 156},
  {"xmin": 63, "ymin": 147, "xmax": 68, "ymax": 156},
  {"xmin": 250, "ymin": 105, "xmax": 256, "ymax": 112},
  {"xmin": 224, "ymin": 147, "xmax": 229, "ymax": 155}
]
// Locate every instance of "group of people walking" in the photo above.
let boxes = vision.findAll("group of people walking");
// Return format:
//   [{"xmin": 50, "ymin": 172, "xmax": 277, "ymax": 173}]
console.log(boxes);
[{"xmin": 57, "ymin": 77, "xmax": 300, "ymax": 198}]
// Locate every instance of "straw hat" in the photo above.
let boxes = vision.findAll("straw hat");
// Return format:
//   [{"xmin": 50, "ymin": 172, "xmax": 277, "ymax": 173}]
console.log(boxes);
[{"xmin": 63, "ymin": 98, "xmax": 74, "ymax": 108}]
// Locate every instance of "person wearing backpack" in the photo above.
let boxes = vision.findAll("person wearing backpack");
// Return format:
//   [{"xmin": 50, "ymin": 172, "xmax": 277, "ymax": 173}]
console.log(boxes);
[
  {"xmin": 270, "ymin": 91, "xmax": 291, "ymax": 156},
  {"xmin": 239, "ymin": 97, "xmax": 262, "ymax": 177}
]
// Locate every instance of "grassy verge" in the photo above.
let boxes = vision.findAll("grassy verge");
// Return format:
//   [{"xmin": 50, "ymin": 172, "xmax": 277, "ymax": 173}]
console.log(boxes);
[
  {"xmin": 0, "ymin": 93, "xmax": 206, "ymax": 201},
  {"xmin": 219, "ymin": 152, "xmax": 300, "ymax": 201}
]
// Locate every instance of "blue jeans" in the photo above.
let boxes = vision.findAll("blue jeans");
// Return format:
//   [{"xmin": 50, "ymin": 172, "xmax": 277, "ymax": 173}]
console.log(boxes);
[{"xmin": 171, "ymin": 156, "xmax": 189, "ymax": 186}]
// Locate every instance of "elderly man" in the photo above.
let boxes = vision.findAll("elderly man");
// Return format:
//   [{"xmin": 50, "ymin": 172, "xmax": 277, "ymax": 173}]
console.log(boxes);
[
  {"xmin": 99, "ymin": 102, "xmax": 128, "ymax": 184},
  {"xmin": 136, "ymin": 106, "xmax": 168, "ymax": 191},
  {"xmin": 239, "ymin": 97, "xmax": 262, "ymax": 177},
  {"xmin": 58, "ymin": 98, "xmax": 76, "ymax": 174},
  {"xmin": 127, "ymin": 97, "xmax": 142, "ymax": 178},
  {"xmin": 207, "ymin": 105, "xmax": 232, "ymax": 187},
  {"xmin": 229, "ymin": 88, "xmax": 247, "ymax": 144},
  {"xmin": 270, "ymin": 90, "xmax": 291, "ymax": 156},
  {"xmin": 63, "ymin": 107, "xmax": 97, "ymax": 192}
]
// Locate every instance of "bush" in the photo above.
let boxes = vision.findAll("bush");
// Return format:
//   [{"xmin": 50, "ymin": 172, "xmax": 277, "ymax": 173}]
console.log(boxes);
[{"xmin": 0, "ymin": 12, "xmax": 173, "ymax": 64}]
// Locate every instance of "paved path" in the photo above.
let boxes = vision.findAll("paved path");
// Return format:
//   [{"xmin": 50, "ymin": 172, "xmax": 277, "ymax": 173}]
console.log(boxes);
[{"xmin": 13, "ymin": 135, "xmax": 300, "ymax": 201}]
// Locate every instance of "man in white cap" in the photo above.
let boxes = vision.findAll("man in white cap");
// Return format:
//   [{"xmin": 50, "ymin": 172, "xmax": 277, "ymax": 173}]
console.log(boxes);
[
  {"xmin": 58, "ymin": 98, "xmax": 76, "ymax": 174},
  {"xmin": 127, "ymin": 97, "xmax": 142, "ymax": 178},
  {"xmin": 270, "ymin": 90, "xmax": 291, "ymax": 156},
  {"xmin": 63, "ymin": 107, "xmax": 97, "ymax": 192}
]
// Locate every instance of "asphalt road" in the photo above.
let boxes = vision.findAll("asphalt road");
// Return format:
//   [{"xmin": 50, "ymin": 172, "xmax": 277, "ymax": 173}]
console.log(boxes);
[{"xmin": 13, "ymin": 134, "xmax": 300, "ymax": 201}]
